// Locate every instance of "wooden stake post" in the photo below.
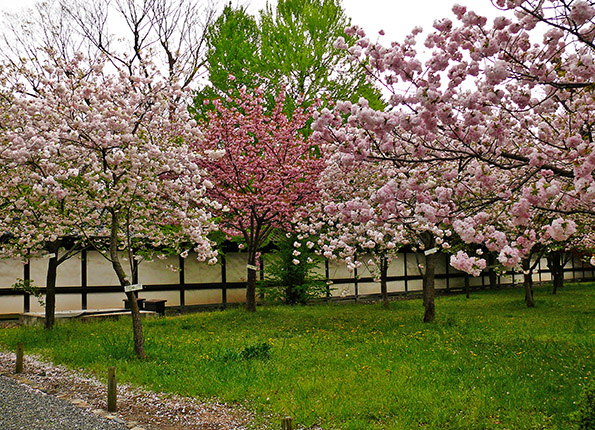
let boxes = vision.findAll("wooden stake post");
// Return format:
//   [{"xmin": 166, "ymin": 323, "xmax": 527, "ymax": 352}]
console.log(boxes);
[
  {"xmin": 107, "ymin": 367, "xmax": 117, "ymax": 412},
  {"xmin": 281, "ymin": 416, "xmax": 294, "ymax": 430},
  {"xmin": 15, "ymin": 343, "xmax": 24, "ymax": 374}
]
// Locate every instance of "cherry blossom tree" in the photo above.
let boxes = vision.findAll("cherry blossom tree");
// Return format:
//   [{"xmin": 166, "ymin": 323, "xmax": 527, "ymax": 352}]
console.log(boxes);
[
  {"xmin": 0, "ymin": 72, "xmax": 91, "ymax": 329},
  {"xmin": 312, "ymin": 97, "xmax": 498, "ymax": 321},
  {"xmin": 297, "ymin": 150, "xmax": 406, "ymax": 308},
  {"xmin": 310, "ymin": 0, "xmax": 595, "ymax": 317},
  {"xmin": 0, "ymin": 0, "xmax": 217, "ymax": 330},
  {"xmin": 3, "ymin": 54, "xmax": 217, "ymax": 357},
  {"xmin": 195, "ymin": 87, "xmax": 325, "ymax": 312}
]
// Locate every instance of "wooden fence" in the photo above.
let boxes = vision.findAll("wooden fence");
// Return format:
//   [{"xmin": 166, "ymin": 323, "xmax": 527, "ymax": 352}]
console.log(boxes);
[{"xmin": 0, "ymin": 249, "xmax": 592, "ymax": 315}]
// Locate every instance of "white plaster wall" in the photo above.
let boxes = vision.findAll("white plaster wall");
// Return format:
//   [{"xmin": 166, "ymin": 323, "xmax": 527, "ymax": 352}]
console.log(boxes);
[
  {"xmin": 328, "ymin": 259, "xmax": 354, "ymax": 281},
  {"xmin": 390, "ymin": 280, "xmax": 407, "ymax": 293},
  {"xmin": 435, "ymin": 278, "xmax": 448, "ymax": 290},
  {"xmin": 55, "ymin": 294, "xmax": 83, "ymax": 311},
  {"xmin": 226, "ymin": 253, "xmax": 249, "ymax": 282},
  {"xmin": 139, "ymin": 256, "xmax": 179, "ymax": 285},
  {"xmin": 407, "ymin": 279, "xmax": 424, "ymax": 291},
  {"xmin": 0, "ymin": 251, "xmax": 591, "ymax": 315},
  {"xmin": 86, "ymin": 292, "xmax": 126, "ymax": 309},
  {"xmin": 357, "ymin": 281, "xmax": 380, "ymax": 296},
  {"xmin": 86, "ymin": 251, "xmax": 130, "ymax": 286},
  {"xmin": 184, "ymin": 254, "xmax": 221, "ymax": 284},
  {"xmin": 387, "ymin": 254, "xmax": 405, "ymax": 277},
  {"xmin": 185, "ymin": 288, "xmax": 224, "ymax": 306},
  {"xmin": 0, "ymin": 296, "xmax": 24, "ymax": 314},
  {"xmin": 0, "ymin": 259, "xmax": 27, "ymax": 289},
  {"xmin": 29, "ymin": 257, "xmax": 49, "ymax": 287},
  {"xmin": 330, "ymin": 282, "xmax": 356, "ymax": 298},
  {"xmin": 226, "ymin": 288, "xmax": 247, "ymax": 303},
  {"xmin": 57, "ymin": 256, "xmax": 82, "ymax": 287}
]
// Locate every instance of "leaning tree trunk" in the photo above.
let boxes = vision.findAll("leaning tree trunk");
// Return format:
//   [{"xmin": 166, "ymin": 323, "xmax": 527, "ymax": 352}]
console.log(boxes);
[
  {"xmin": 44, "ymin": 241, "xmax": 61, "ymax": 330},
  {"xmin": 522, "ymin": 258, "xmax": 535, "ymax": 308},
  {"xmin": 380, "ymin": 256, "xmax": 389, "ymax": 309},
  {"xmin": 245, "ymin": 247, "xmax": 258, "ymax": 312},
  {"xmin": 422, "ymin": 234, "xmax": 437, "ymax": 323},
  {"xmin": 110, "ymin": 211, "xmax": 145, "ymax": 359},
  {"xmin": 547, "ymin": 251, "xmax": 565, "ymax": 294}
]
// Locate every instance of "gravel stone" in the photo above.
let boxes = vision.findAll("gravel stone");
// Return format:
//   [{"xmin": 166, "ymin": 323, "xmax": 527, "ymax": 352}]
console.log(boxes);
[
  {"xmin": 0, "ymin": 351, "xmax": 252, "ymax": 429},
  {"xmin": 0, "ymin": 374, "xmax": 128, "ymax": 430}
]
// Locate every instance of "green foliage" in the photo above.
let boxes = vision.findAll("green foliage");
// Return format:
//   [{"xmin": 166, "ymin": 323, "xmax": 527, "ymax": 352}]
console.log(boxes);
[
  {"xmin": 12, "ymin": 278, "xmax": 44, "ymax": 306},
  {"xmin": 193, "ymin": 0, "xmax": 384, "ymax": 119},
  {"xmin": 219, "ymin": 342, "xmax": 272, "ymax": 362},
  {"xmin": 574, "ymin": 379, "xmax": 595, "ymax": 429},
  {"xmin": 239, "ymin": 342, "xmax": 272, "ymax": 360},
  {"xmin": 191, "ymin": 3, "xmax": 263, "ymax": 121},
  {"xmin": 1, "ymin": 283, "xmax": 593, "ymax": 429},
  {"xmin": 258, "ymin": 233, "xmax": 328, "ymax": 304}
]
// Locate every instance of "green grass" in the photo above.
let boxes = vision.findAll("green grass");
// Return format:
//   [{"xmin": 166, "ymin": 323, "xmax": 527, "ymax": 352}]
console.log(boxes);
[{"xmin": 1, "ymin": 283, "xmax": 594, "ymax": 429}]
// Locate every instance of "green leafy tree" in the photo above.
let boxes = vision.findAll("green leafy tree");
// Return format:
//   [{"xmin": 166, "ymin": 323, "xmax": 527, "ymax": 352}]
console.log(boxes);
[{"xmin": 194, "ymin": 0, "xmax": 383, "ymax": 115}]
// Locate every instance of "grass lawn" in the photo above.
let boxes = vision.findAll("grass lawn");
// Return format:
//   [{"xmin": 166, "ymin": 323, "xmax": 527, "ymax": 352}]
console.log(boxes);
[{"xmin": 1, "ymin": 283, "xmax": 594, "ymax": 429}]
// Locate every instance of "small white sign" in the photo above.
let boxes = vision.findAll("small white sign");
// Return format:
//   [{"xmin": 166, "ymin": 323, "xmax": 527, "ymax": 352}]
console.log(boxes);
[
  {"xmin": 424, "ymin": 247, "xmax": 439, "ymax": 256},
  {"xmin": 124, "ymin": 283, "xmax": 143, "ymax": 293},
  {"xmin": 246, "ymin": 264, "xmax": 258, "ymax": 271}
]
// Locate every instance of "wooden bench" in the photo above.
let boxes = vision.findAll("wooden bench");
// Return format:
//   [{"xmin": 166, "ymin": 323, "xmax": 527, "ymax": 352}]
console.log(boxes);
[
  {"xmin": 143, "ymin": 299, "xmax": 167, "ymax": 316},
  {"xmin": 123, "ymin": 298, "xmax": 146, "ymax": 310}
]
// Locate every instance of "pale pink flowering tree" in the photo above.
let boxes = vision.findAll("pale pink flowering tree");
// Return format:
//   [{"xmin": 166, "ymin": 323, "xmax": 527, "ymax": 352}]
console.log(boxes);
[
  {"xmin": 195, "ymin": 88, "xmax": 325, "ymax": 312},
  {"xmin": 311, "ymin": 96, "xmax": 506, "ymax": 321},
  {"xmin": 3, "ymin": 55, "xmax": 217, "ymax": 358},
  {"xmin": 317, "ymin": 0, "xmax": 595, "ymax": 301},
  {"xmin": 0, "ymin": 61, "xmax": 93, "ymax": 330},
  {"xmin": 296, "ymin": 149, "xmax": 406, "ymax": 308}
]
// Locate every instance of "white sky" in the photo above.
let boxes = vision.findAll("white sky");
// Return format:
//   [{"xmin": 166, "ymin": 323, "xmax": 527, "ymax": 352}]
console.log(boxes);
[
  {"xmin": 246, "ymin": 0, "xmax": 507, "ymax": 43},
  {"xmin": 0, "ymin": 0, "xmax": 507, "ymax": 47}
]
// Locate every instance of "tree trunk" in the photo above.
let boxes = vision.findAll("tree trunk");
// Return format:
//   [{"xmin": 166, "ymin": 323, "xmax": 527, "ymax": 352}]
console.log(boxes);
[
  {"xmin": 245, "ymin": 249, "xmax": 257, "ymax": 312},
  {"xmin": 522, "ymin": 258, "xmax": 535, "ymax": 308},
  {"xmin": 488, "ymin": 253, "xmax": 498, "ymax": 289},
  {"xmin": 110, "ymin": 211, "xmax": 145, "ymax": 359},
  {"xmin": 380, "ymin": 256, "xmax": 389, "ymax": 309},
  {"xmin": 464, "ymin": 274, "xmax": 470, "ymax": 299},
  {"xmin": 44, "ymin": 241, "xmax": 60, "ymax": 330},
  {"xmin": 547, "ymin": 251, "xmax": 564, "ymax": 294},
  {"xmin": 422, "ymin": 235, "xmax": 436, "ymax": 323}
]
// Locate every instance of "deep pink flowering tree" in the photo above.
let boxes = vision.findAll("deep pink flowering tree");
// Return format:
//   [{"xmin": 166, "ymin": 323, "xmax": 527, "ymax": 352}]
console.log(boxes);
[
  {"xmin": 3, "ymin": 55, "xmax": 217, "ymax": 358},
  {"xmin": 195, "ymin": 88, "xmax": 325, "ymax": 312}
]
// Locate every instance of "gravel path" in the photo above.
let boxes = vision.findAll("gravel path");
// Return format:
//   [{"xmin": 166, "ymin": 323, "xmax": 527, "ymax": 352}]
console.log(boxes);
[
  {"xmin": 0, "ymin": 374, "xmax": 128, "ymax": 430},
  {"xmin": 0, "ymin": 350, "xmax": 252, "ymax": 429}
]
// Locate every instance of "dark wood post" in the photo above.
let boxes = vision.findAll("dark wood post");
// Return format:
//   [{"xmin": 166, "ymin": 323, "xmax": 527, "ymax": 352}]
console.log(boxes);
[
  {"xmin": 353, "ymin": 254, "xmax": 359, "ymax": 301},
  {"xmin": 81, "ymin": 249, "xmax": 88, "ymax": 310},
  {"xmin": 281, "ymin": 416, "xmax": 294, "ymax": 430},
  {"xmin": 444, "ymin": 253, "xmax": 450, "ymax": 292},
  {"xmin": 403, "ymin": 250, "xmax": 408, "ymax": 292},
  {"xmin": 221, "ymin": 255, "xmax": 227, "ymax": 309},
  {"xmin": 325, "ymin": 259, "xmax": 330, "ymax": 300},
  {"xmin": 179, "ymin": 255, "xmax": 185, "ymax": 311},
  {"xmin": 23, "ymin": 261, "xmax": 30, "ymax": 313},
  {"xmin": 15, "ymin": 343, "xmax": 24, "ymax": 374},
  {"xmin": 538, "ymin": 258, "xmax": 542, "ymax": 283},
  {"xmin": 107, "ymin": 367, "xmax": 117, "ymax": 412}
]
